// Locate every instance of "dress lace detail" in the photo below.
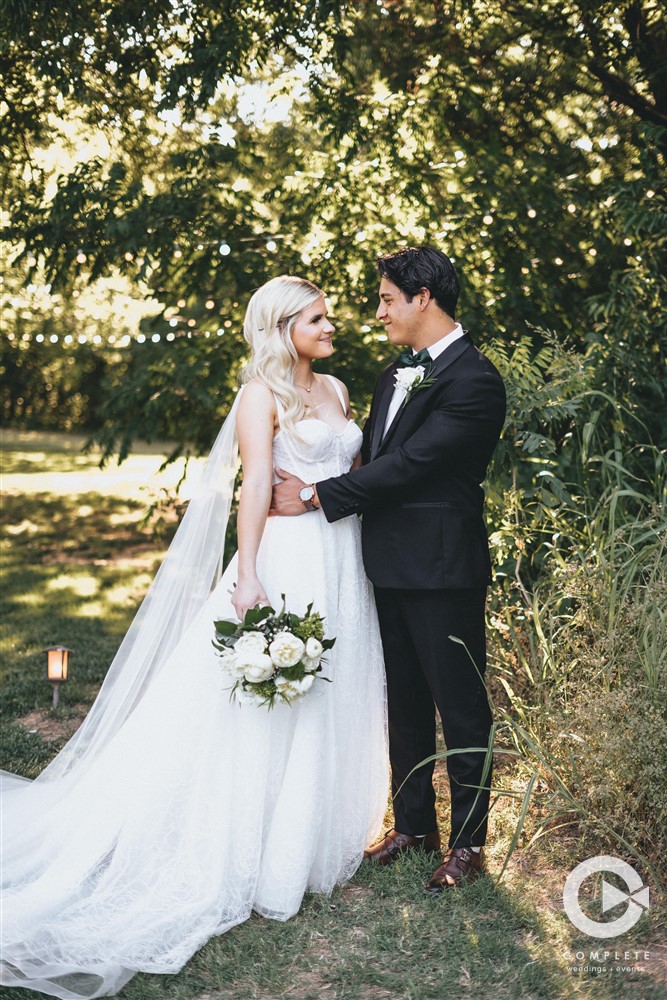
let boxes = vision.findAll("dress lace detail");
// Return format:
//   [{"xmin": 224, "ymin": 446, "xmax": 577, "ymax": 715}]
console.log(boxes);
[{"xmin": 0, "ymin": 404, "xmax": 389, "ymax": 1000}]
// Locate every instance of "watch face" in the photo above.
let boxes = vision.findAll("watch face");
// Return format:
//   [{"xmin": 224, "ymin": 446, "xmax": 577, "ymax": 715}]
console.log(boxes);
[{"xmin": 299, "ymin": 486, "xmax": 314, "ymax": 502}]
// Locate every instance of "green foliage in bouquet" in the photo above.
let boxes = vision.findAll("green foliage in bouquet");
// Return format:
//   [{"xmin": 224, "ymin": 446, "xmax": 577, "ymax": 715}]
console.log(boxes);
[{"xmin": 212, "ymin": 596, "xmax": 335, "ymax": 709}]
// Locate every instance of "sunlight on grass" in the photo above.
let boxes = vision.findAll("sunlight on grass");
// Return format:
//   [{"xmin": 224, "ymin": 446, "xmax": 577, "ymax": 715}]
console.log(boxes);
[
  {"xmin": 48, "ymin": 574, "xmax": 99, "ymax": 597},
  {"xmin": 108, "ymin": 510, "xmax": 143, "ymax": 527},
  {"xmin": 2, "ymin": 433, "xmax": 207, "ymax": 499},
  {"xmin": 103, "ymin": 582, "xmax": 148, "ymax": 605},
  {"xmin": 77, "ymin": 601, "xmax": 106, "ymax": 618},
  {"xmin": 5, "ymin": 519, "xmax": 40, "ymax": 536}
]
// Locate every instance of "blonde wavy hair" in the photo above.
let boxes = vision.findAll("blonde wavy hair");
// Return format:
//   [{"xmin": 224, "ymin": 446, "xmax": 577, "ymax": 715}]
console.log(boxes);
[{"xmin": 240, "ymin": 275, "xmax": 325, "ymax": 438}]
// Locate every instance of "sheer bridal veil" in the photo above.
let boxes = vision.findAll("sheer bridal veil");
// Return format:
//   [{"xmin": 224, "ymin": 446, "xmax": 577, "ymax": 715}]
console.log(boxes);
[
  {"xmin": 1, "ymin": 388, "xmax": 243, "ymax": 790},
  {"xmin": 1, "ymin": 390, "xmax": 246, "ymax": 998}
]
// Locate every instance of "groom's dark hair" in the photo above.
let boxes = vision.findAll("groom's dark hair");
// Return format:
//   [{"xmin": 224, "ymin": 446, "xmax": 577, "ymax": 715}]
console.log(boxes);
[{"xmin": 377, "ymin": 246, "xmax": 460, "ymax": 319}]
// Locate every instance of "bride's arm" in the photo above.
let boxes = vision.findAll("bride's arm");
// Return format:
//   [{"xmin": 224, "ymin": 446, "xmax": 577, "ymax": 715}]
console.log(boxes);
[{"xmin": 232, "ymin": 382, "xmax": 277, "ymax": 620}]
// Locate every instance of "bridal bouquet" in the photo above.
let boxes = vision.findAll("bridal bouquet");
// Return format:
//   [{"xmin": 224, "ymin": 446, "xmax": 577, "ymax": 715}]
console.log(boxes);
[{"xmin": 213, "ymin": 596, "xmax": 335, "ymax": 708}]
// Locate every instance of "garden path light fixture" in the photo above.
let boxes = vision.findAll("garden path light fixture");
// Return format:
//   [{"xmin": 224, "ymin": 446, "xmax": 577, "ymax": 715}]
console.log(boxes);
[{"xmin": 44, "ymin": 646, "xmax": 73, "ymax": 709}]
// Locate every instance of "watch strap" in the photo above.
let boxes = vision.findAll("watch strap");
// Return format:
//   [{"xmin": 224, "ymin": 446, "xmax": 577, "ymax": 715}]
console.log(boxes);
[{"xmin": 300, "ymin": 484, "xmax": 319, "ymax": 511}]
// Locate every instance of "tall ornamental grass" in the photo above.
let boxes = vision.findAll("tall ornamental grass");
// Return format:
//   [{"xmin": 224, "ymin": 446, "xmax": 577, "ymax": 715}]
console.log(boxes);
[{"xmin": 484, "ymin": 336, "xmax": 667, "ymax": 887}]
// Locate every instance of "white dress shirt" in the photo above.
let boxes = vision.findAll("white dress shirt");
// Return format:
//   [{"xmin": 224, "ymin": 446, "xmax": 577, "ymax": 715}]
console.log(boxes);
[{"xmin": 382, "ymin": 324, "xmax": 465, "ymax": 439}]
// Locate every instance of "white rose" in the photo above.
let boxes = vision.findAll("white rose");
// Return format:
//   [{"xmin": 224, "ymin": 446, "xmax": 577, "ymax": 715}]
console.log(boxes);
[
  {"xmin": 305, "ymin": 637, "xmax": 324, "ymax": 660},
  {"xmin": 302, "ymin": 638, "xmax": 324, "ymax": 672},
  {"xmin": 394, "ymin": 366, "xmax": 425, "ymax": 392},
  {"xmin": 295, "ymin": 674, "xmax": 315, "ymax": 695},
  {"xmin": 234, "ymin": 631, "xmax": 268, "ymax": 655},
  {"xmin": 237, "ymin": 651, "xmax": 274, "ymax": 683},
  {"xmin": 269, "ymin": 631, "xmax": 305, "ymax": 667}
]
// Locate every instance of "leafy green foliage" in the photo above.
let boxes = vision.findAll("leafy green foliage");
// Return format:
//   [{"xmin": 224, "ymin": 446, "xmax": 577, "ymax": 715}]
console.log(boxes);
[{"xmin": 2, "ymin": 0, "xmax": 665, "ymax": 463}]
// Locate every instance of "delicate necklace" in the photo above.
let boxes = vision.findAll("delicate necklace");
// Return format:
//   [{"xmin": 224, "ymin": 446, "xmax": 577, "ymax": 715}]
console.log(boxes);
[{"xmin": 296, "ymin": 376, "xmax": 315, "ymax": 393}]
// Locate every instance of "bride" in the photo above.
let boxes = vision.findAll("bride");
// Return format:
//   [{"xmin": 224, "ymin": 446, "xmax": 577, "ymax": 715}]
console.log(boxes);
[{"xmin": 1, "ymin": 276, "xmax": 389, "ymax": 999}]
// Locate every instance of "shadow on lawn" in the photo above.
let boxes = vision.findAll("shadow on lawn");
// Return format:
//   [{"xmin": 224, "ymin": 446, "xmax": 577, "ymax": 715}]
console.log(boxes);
[
  {"xmin": 0, "ymin": 490, "xmax": 173, "ymax": 564},
  {"xmin": 1, "ymin": 491, "xmax": 171, "ymax": 720},
  {"xmin": 113, "ymin": 850, "xmax": 664, "ymax": 1000}
]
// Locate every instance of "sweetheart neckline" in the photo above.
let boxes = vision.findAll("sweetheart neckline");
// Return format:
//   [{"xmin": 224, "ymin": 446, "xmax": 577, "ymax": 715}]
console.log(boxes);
[{"xmin": 275, "ymin": 418, "xmax": 360, "ymax": 441}]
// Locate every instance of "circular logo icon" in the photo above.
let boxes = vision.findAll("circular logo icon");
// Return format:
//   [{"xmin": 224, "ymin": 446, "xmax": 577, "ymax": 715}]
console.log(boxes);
[{"xmin": 563, "ymin": 855, "xmax": 650, "ymax": 938}]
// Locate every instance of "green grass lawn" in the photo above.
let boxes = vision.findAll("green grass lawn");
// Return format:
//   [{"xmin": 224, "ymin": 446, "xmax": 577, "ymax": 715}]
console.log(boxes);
[{"xmin": 1, "ymin": 432, "xmax": 665, "ymax": 1000}]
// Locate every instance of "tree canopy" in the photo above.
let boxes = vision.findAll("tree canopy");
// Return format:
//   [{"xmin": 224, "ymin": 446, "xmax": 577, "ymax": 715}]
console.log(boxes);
[{"xmin": 1, "ymin": 0, "xmax": 665, "ymax": 457}]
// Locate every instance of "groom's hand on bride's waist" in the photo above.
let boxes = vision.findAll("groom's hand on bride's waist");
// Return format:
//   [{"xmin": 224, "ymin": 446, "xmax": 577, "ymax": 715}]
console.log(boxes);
[{"xmin": 269, "ymin": 468, "xmax": 320, "ymax": 517}]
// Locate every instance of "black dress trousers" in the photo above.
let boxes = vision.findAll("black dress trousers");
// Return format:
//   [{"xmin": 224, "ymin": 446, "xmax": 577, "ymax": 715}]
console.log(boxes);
[{"xmin": 373, "ymin": 585, "xmax": 493, "ymax": 849}]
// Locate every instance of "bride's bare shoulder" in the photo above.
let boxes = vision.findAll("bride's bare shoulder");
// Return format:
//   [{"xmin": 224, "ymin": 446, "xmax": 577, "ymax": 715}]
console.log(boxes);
[
  {"xmin": 236, "ymin": 380, "xmax": 278, "ymax": 427},
  {"xmin": 240, "ymin": 378, "xmax": 275, "ymax": 400}
]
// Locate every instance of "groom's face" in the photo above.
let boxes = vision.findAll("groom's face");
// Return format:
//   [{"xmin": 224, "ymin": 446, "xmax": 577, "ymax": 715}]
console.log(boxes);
[{"xmin": 376, "ymin": 277, "xmax": 421, "ymax": 348}]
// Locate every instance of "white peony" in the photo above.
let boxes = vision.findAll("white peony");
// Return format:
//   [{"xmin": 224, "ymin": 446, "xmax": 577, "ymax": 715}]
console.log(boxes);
[
  {"xmin": 269, "ymin": 631, "xmax": 305, "ymax": 667},
  {"xmin": 218, "ymin": 647, "xmax": 243, "ymax": 678},
  {"xmin": 234, "ymin": 631, "xmax": 268, "ymax": 655},
  {"xmin": 239, "ymin": 652, "xmax": 274, "ymax": 683},
  {"xmin": 274, "ymin": 675, "xmax": 298, "ymax": 701},
  {"xmin": 234, "ymin": 686, "xmax": 265, "ymax": 707},
  {"xmin": 394, "ymin": 366, "xmax": 425, "ymax": 392},
  {"xmin": 275, "ymin": 673, "xmax": 315, "ymax": 701}
]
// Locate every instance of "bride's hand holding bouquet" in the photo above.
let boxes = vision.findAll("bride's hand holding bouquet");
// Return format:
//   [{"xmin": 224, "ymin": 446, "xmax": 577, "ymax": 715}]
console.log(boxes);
[{"xmin": 231, "ymin": 573, "xmax": 270, "ymax": 622}]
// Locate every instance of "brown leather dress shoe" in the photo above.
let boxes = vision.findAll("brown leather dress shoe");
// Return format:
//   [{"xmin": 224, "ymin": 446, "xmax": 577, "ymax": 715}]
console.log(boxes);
[
  {"xmin": 424, "ymin": 847, "xmax": 486, "ymax": 893},
  {"xmin": 364, "ymin": 829, "xmax": 441, "ymax": 866}
]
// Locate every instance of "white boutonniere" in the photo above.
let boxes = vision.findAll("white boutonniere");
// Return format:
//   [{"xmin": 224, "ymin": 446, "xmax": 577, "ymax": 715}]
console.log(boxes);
[{"xmin": 394, "ymin": 363, "xmax": 438, "ymax": 406}]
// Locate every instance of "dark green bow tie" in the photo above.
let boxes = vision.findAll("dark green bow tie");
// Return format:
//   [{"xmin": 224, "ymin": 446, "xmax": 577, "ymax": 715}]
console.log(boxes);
[{"xmin": 397, "ymin": 348, "xmax": 431, "ymax": 367}]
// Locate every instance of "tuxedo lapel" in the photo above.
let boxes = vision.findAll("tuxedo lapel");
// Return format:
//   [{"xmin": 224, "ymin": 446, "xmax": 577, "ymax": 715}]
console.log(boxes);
[
  {"xmin": 430, "ymin": 331, "xmax": 472, "ymax": 378},
  {"xmin": 376, "ymin": 334, "xmax": 473, "ymax": 455},
  {"xmin": 370, "ymin": 365, "xmax": 398, "ymax": 459}
]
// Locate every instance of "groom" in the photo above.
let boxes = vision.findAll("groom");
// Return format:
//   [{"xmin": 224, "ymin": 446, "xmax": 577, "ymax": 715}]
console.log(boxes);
[{"xmin": 270, "ymin": 246, "xmax": 506, "ymax": 891}]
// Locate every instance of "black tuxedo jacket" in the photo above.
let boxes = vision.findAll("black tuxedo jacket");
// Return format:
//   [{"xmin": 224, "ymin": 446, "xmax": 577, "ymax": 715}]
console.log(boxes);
[{"xmin": 317, "ymin": 334, "xmax": 506, "ymax": 589}]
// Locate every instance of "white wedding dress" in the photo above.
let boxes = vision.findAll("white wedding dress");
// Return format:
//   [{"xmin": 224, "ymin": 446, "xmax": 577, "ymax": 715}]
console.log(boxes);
[{"xmin": 1, "ymin": 382, "xmax": 389, "ymax": 999}]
